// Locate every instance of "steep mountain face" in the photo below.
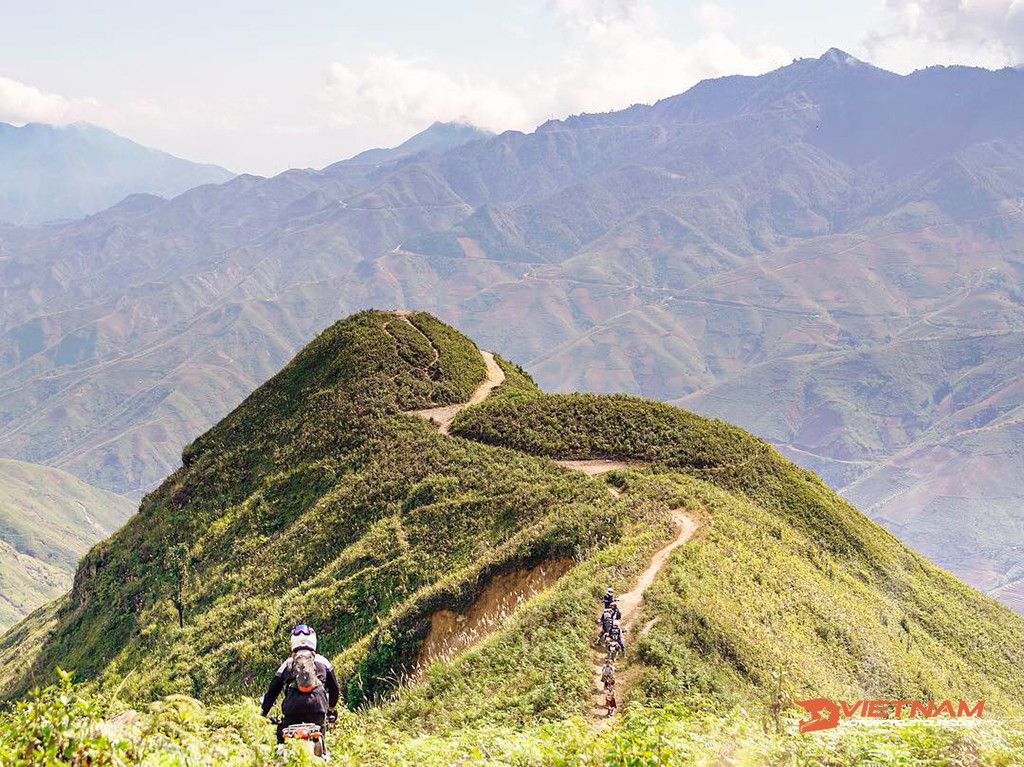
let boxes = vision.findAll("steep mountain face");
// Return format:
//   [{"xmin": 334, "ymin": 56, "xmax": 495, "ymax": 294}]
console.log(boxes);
[
  {"xmin": 0, "ymin": 122, "xmax": 234, "ymax": 224},
  {"xmin": 1, "ymin": 51, "xmax": 1024, "ymax": 614},
  {"xmin": 0, "ymin": 459, "xmax": 133, "ymax": 630},
  {"xmin": 1, "ymin": 311, "xmax": 1022, "ymax": 765}
]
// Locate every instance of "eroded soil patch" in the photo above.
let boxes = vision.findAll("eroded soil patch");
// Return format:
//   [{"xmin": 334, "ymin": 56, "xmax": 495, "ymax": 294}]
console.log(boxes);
[{"xmin": 414, "ymin": 558, "xmax": 574, "ymax": 677}]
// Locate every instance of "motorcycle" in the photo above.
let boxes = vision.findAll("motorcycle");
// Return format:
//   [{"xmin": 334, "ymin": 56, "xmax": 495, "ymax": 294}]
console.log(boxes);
[{"xmin": 269, "ymin": 712, "xmax": 335, "ymax": 762}]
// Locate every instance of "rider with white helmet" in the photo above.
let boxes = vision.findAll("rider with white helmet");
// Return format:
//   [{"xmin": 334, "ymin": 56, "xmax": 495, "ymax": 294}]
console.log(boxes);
[{"xmin": 261, "ymin": 625, "xmax": 340, "ymax": 748}]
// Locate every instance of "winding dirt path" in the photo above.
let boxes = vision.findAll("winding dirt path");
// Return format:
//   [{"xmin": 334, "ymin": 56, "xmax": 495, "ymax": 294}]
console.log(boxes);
[
  {"xmin": 555, "ymin": 461, "xmax": 700, "ymax": 722},
  {"xmin": 407, "ymin": 358, "xmax": 700, "ymax": 722},
  {"xmin": 590, "ymin": 509, "xmax": 698, "ymax": 721},
  {"xmin": 408, "ymin": 350, "xmax": 505, "ymax": 434}
]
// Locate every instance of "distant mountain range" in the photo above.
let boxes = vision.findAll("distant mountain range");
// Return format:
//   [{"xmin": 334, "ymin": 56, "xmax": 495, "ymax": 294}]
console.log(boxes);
[
  {"xmin": 1, "ymin": 50, "xmax": 1023, "ymax": 613},
  {"xmin": 0, "ymin": 121, "xmax": 234, "ymax": 224}
]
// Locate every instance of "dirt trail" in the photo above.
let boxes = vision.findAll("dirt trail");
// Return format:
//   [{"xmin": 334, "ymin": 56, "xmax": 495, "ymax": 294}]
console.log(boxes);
[
  {"xmin": 406, "ymin": 357, "xmax": 700, "ymax": 722},
  {"xmin": 408, "ymin": 350, "xmax": 505, "ymax": 434},
  {"xmin": 553, "ymin": 459, "xmax": 632, "ymax": 476},
  {"xmin": 590, "ymin": 508, "xmax": 698, "ymax": 721}
]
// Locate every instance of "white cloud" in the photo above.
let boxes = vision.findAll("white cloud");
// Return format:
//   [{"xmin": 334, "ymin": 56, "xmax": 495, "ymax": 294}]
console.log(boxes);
[
  {"xmin": 537, "ymin": 1, "xmax": 788, "ymax": 118},
  {"xmin": 550, "ymin": 0, "xmax": 637, "ymax": 29},
  {"xmin": 695, "ymin": 2, "xmax": 738, "ymax": 31},
  {"xmin": 319, "ymin": 1, "xmax": 790, "ymax": 136},
  {"xmin": 865, "ymin": 0, "xmax": 1024, "ymax": 71},
  {"xmin": 323, "ymin": 55, "xmax": 532, "ymax": 131},
  {"xmin": 0, "ymin": 76, "xmax": 99, "ymax": 125}
]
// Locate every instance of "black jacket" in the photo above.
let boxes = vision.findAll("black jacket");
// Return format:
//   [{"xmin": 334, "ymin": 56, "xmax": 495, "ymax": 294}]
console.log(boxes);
[{"xmin": 261, "ymin": 652, "xmax": 340, "ymax": 717}]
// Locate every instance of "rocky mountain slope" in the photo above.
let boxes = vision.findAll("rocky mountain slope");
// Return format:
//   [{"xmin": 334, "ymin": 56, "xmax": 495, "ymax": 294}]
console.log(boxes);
[
  {"xmin": 0, "ymin": 459, "xmax": 133, "ymax": 630},
  {"xmin": 0, "ymin": 121, "xmax": 234, "ymax": 224},
  {"xmin": 2, "ymin": 51, "xmax": 1023, "ymax": 613},
  {"xmin": 1, "ymin": 310, "xmax": 1022, "ymax": 764}
]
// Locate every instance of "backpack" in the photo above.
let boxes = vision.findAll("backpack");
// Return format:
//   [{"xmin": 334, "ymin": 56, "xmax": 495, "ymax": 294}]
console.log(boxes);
[{"xmin": 291, "ymin": 651, "xmax": 321, "ymax": 694}]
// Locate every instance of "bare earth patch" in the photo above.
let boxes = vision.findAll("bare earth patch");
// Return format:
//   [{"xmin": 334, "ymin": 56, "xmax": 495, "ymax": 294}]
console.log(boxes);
[
  {"xmin": 553, "ymin": 459, "xmax": 632, "ymax": 476},
  {"xmin": 413, "ymin": 558, "xmax": 575, "ymax": 679}
]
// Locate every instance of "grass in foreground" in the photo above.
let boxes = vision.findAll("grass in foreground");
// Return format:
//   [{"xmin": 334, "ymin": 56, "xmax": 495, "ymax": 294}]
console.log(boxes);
[{"xmin": 4, "ymin": 674, "xmax": 1024, "ymax": 766}]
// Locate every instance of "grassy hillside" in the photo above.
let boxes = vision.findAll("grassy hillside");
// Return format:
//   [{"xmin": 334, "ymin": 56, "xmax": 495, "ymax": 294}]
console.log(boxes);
[
  {"xmin": 0, "ymin": 460, "xmax": 134, "ymax": 630},
  {"xmin": 2, "ymin": 311, "xmax": 1023, "ymax": 765},
  {"xmin": 0, "ymin": 540, "xmax": 67, "ymax": 633}
]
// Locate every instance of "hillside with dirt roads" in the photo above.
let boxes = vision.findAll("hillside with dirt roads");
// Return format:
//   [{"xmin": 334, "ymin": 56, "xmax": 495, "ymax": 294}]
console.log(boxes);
[
  {"xmin": 0, "ymin": 459, "xmax": 134, "ymax": 631},
  {"xmin": 1, "ymin": 310, "xmax": 1023, "ymax": 764},
  {"xmin": 4, "ymin": 51, "xmax": 1024, "ymax": 620}
]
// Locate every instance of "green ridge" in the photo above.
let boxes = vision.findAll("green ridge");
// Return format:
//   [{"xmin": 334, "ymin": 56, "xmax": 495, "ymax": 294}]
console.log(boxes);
[{"xmin": 1, "ymin": 311, "xmax": 1022, "ymax": 765}]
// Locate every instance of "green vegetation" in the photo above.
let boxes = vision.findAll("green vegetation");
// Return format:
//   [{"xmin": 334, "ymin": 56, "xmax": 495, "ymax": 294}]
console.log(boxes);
[
  {"xmin": 0, "ymin": 671, "xmax": 274, "ymax": 766},
  {"xmin": 404, "ymin": 312, "xmax": 487, "ymax": 404},
  {"xmin": 2, "ymin": 311, "xmax": 1024, "ymax": 764},
  {"xmin": 489, "ymin": 354, "xmax": 543, "ymax": 400},
  {"xmin": 450, "ymin": 392, "xmax": 770, "ymax": 470},
  {"xmin": 0, "ymin": 460, "xmax": 134, "ymax": 631},
  {"xmin": 0, "ymin": 541, "xmax": 66, "ymax": 636}
]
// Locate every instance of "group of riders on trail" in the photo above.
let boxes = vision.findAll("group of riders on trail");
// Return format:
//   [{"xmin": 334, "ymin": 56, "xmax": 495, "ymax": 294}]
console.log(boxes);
[
  {"xmin": 598, "ymin": 587, "xmax": 626, "ymax": 717},
  {"xmin": 261, "ymin": 624, "xmax": 340, "ymax": 760},
  {"xmin": 599, "ymin": 587, "xmax": 626, "ymax": 655},
  {"xmin": 259, "ymin": 586, "xmax": 629, "ymax": 754}
]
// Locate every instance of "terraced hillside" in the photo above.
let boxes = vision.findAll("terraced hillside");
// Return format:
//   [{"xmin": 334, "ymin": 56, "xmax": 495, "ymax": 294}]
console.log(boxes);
[{"xmin": 1, "ymin": 311, "xmax": 1022, "ymax": 764}]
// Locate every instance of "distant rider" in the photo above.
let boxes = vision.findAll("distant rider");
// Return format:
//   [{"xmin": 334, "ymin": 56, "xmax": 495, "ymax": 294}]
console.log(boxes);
[
  {"xmin": 607, "ymin": 620, "xmax": 626, "ymax": 655},
  {"xmin": 600, "ymin": 661, "xmax": 616, "ymax": 691},
  {"xmin": 598, "ymin": 607, "xmax": 615, "ymax": 640},
  {"xmin": 603, "ymin": 588, "xmax": 616, "ymax": 608},
  {"xmin": 604, "ymin": 688, "xmax": 618, "ymax": 718},
  {"xmin": 261, "ymin": 625, "xmax": 340, "ymax": 748},
  {"xmin": 607, "ymin": 600, "xmax": 621, "ymax": 621}
]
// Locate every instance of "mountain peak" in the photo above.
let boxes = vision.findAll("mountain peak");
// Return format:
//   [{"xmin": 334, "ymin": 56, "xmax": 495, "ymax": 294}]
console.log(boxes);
[
  {"xmin": 5, "ymin": 307, "xmax": 1024, "ymax": 765},
  {"xmin": 336, "ymin": 121, "xmax": 494, "ymax": 168},
  {"xmin": 819, "ymin": 47, "xmax": 867, "ymax": 67},
  {"xmin": 0, "ymin": 121, "xmax": 234, "ymax": 224}
]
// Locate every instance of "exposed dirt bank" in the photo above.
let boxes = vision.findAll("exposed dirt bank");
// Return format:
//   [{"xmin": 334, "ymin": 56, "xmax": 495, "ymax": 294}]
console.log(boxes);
[{"xmin": 414, "ymin": 558, "xmax": 574, "ymax": 678}]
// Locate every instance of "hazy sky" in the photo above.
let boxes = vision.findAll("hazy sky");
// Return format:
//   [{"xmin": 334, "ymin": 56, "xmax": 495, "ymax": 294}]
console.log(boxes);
[{"xmin": 2, "ymin": 1, "xmax": 1022, "ymax": 175}]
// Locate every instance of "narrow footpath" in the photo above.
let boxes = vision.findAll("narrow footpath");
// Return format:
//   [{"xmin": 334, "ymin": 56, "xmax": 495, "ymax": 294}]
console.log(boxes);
[
  {"xmin": 590, "ymin": 509, "xmax": 698, "ymax": 720},
  {"xmin": 407, "ymin": 342, "xmax": 701, "ymax": 723},
  {"xmin": 408, "ymin": 350, "xmax": 505, "ymax": 433},
  {"xmin": 555, "ymin": 461, "xmax": 699, "ymax": 722}
]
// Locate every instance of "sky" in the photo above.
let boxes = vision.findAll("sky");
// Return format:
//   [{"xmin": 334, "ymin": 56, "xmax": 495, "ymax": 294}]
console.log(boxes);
[{"xmin": 1, "ymin": 0, "xmax": 1023, "ymax": 175}]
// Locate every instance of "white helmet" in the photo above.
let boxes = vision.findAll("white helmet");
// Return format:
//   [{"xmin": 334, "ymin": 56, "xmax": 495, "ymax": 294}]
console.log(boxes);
[
  {"xmin": 290, "ymin": 624, "xmax": 317, "ymax": 653},
  {"xmin": 613, "ymin": 620, "xmax": 621, "ymax": 627}
]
